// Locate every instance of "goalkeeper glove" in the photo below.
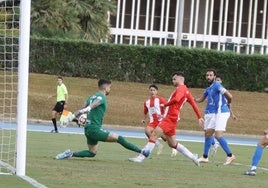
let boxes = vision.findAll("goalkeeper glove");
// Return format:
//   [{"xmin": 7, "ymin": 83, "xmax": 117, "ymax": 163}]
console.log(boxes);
[{"xmin": 66, "ymin": 114, "xmax": 76, "ymax": 122}]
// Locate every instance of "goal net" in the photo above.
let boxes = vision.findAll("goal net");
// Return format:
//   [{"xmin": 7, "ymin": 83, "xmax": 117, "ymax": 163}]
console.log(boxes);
[{"xmin": 0, "ymin": 0, "xmax": 30, "ymax": 176}]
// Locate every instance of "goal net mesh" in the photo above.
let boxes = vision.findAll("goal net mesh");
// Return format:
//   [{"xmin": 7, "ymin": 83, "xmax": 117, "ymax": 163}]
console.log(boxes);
[{"xmin": 0, "ymin": 0, "xmax": 20, "ymax": 174}]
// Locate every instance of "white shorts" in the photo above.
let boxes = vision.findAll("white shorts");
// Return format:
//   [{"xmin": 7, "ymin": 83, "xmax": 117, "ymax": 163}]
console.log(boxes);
[{"xmin": 204, "ymin": 112, "xmax": 230, "ymax": 131}]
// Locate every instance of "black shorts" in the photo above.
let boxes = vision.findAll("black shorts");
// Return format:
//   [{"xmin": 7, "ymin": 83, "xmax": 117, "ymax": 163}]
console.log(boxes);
[{"xmin": 52, "ymin": 101, "xmax": 65, "ymax": 114}]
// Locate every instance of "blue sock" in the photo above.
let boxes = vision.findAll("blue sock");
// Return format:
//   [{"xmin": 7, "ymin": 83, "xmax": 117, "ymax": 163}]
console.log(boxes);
[
  {"xmin": 203, "ymin": 136, "xmax": 213, "ymax": 158},
  {"xmin": 218, "ymin": 137, "xmax": 232, "ymax": 156},
  {"xmin": 252, "ymin": 145, "xmax": 264, "ymax": 167}
]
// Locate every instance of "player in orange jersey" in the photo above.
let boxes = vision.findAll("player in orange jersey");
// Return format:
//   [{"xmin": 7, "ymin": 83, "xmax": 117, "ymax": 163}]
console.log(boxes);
[{"xmin": 129, "ymin": 71, "xmax": 204, "ymax": 165}]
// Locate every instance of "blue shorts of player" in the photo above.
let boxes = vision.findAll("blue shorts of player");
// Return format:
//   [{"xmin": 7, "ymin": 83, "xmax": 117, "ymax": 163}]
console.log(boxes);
[{"xmin": 85, "ymin": 125, "xmax": 110, "ymax": 145}]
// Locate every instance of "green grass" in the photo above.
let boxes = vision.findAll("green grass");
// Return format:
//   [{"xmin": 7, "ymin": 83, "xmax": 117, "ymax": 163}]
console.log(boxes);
[{"xmin": 2, "ymin": 131, "xmax": 268, "ymax": 188}]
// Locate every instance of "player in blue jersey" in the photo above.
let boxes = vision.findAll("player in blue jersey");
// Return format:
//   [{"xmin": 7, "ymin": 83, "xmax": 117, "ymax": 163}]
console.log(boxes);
[
  {"xmin": 244, "ymin": 129, "xmax": 268, "ymax": 176},
  {"xmin": 195, "ymin": 68, "xmax": 236, "ymax": 165},
  {"xmin": 209, "ymin": 74, "xmax": 238, "ymax": 157}
]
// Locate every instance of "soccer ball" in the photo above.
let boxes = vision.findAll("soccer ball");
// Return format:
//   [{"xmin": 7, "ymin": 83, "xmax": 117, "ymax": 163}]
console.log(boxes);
[{"xmin": 78, "ymin": 113, "xmax": 87, "ymax": 126}]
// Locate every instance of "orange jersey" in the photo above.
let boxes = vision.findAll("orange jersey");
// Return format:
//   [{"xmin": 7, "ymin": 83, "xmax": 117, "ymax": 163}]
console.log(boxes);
[
  {"xmin": 144, "ymin": 96, "xmax": 166, "ymax": 125},
  {"xmin": 163, "ymin": 85, "xmax": 202, "ymax": 121}
]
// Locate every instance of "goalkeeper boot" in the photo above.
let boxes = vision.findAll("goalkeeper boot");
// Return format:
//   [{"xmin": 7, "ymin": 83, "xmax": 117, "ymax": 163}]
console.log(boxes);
[{"xmin": 55, "ymin": 149, "xmax": 73, "ymax": 160}]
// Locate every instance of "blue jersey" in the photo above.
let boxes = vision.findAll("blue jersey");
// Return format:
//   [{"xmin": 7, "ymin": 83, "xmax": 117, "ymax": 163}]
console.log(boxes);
[{"xmin": 203, "ymin": 81, "xmax": 229, "ymax": 114}]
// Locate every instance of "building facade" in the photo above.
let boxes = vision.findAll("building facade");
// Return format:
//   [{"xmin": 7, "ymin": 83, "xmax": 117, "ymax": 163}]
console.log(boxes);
[{"xmin": 109, "ymin": 0, "xmax": 268, "ymax": 54}]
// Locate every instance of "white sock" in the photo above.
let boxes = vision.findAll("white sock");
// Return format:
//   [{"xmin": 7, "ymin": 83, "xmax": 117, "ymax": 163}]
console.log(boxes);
[
  {"xmin": 143, "ymin": 141, "xmax": 156, "ymax": 153},
  {"xmin": 251, "ymin": 166, "xmax": 257, "ymax": 170},
  {"xmin": 176, "ymin": 143, "xmax": 194, "ymax": 160},
  {"xmin": 155, "ymin": 140, "xmax": 160, "ymax": 146}
]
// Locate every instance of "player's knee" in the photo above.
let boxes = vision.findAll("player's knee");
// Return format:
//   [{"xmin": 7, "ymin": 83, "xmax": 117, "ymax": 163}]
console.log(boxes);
[{"xmin": 108, "ymin": 132, "xmax": 119, "ymax": 142}]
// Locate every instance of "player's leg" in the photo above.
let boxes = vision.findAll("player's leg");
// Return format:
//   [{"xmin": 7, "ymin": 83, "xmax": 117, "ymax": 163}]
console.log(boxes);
[
  {"xmin": 55, "ymin": 132, "xmax": 97, "ymax": 159},
  {"xmin": 146, "ymin": 124, "xmax": 164, "ymax": 155},
  {"xmin": 166, "ymin": 134, "xmax": 199, "ymax": 166},
  {"xmin": 51, "ymin": 110, "xmax": 57, "ymax": 132},
  {"xmin": 51, "ymin": 102, "xmax": 64, "ymax": 133},
  {"xmin": 72, "ymin": 144, "xmax": 97, "ymax": 158},
  {"xmin": 199, "ymin": 114, "xmax": 215, "ymax": 163},
  {"xmin": 51, "ymin": 103, "xmax": 59, "ymax": 133},
  {"xmin": 129, "ymin": 126, "xmax": 164, "ymax": 162},
  {"xmin": 215, "ymin": 112, "xmax": 236, "ymax": 165},
  {"xmin": 244, "ymin": 133, "xmax": 268, "ymax": 175},
  {"xmin": 105, "ymin": 132, "xmax": 141, "ymax": 153},
  {"xmin": 209, "ymin": 134, "xmax": 220, "ymax": 157}
]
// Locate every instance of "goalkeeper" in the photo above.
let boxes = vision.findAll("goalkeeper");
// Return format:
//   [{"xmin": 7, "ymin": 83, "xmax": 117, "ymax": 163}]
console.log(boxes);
[{"xmin": 55, "ymin": 78, "xmax": 142, "ymax": 159}]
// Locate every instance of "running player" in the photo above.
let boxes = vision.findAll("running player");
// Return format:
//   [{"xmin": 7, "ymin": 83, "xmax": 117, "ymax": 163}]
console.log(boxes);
[{"xmin": 129, "ymin": 71, "xmax": 204, "ymax": 164}]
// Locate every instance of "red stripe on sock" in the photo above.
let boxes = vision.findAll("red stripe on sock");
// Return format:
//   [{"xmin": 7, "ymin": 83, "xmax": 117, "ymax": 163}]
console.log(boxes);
[{"xmin": 149, "ymin": 139, "xmax": 156, "ymax": 143}]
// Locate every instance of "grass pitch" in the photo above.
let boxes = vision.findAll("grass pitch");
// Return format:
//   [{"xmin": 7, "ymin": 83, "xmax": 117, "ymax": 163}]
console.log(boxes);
[{"xmin": 2, "ymin": 131, "xmax": 268, "ymax": 188}]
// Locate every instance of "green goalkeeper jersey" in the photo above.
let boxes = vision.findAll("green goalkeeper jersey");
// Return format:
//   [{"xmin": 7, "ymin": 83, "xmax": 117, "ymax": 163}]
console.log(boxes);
[{"xmin": 85, "ymin": 92, "xmax": 107, "ymax": 128}]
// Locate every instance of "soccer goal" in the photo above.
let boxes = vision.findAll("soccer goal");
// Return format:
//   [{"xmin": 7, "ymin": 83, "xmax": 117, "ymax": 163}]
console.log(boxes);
[{"xmin": 0, "ymin": 0, "xmax": 31, "ymax": 176}]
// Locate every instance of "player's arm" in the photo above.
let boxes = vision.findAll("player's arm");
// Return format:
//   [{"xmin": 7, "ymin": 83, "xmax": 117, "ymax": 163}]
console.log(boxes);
[
  {"xmin": 228, "ymin": 103, "xmax": 238, "ymax": 120},
  {"xmin": 141, "ymin": 103, "xmax": 148, "ymax": 124},
  {"xmin": 67, "ymin": 98, "xmax": 102, "ymax": 122},
  {"xmin": 223, "ymin": 90, "xmax": 232, "ymax": 105},
  {"xmin": 77, "ymin": 98, "xmax": 101, "ymax": 115},
  {"xmin": 194, "ymin": 95, "xmax": 206, "ymax": 103}
]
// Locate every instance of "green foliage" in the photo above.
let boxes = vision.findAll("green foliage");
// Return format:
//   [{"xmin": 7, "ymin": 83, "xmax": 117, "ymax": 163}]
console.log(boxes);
[
  {"xmin": 31, "ymin": 0, "xmax": 116, "ymax": 41},
  {"xmin": 29, "ymin": 37, "xmax": 268, "ymax": 92}
]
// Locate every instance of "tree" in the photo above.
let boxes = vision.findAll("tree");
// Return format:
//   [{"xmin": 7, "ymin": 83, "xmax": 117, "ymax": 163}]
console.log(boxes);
[{"xmin": 31, "ymin": 0, "xmax": 116, "ymax": 42}]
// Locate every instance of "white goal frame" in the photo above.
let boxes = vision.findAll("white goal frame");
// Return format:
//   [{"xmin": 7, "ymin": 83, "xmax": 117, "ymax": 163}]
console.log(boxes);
[{"xmin": 16, "ymin": 0, "xmax": 31, "ymax": 176}]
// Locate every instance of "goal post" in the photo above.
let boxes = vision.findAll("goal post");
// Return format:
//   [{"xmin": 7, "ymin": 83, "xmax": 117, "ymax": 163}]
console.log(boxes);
[
  {"xmin": 16, "ymin": 0, "xmax": 31, "ymax": 176},
  {"xmin": 0, "ymin": 0, "xmax": 31, "ymax": 176}
]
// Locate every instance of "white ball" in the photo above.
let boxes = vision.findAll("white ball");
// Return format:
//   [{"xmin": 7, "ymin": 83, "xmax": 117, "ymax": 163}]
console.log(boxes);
[{"xmin": 78, "ymin": 114, "xmax": 87, "ymax": 125}]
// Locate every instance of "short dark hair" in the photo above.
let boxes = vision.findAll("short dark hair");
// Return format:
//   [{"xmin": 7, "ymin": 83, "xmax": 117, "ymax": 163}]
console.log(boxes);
[
  {"xmin": 149, "ymin": 84, "xmax": 158, "ymax": 90},
  {"xmin": 172, "ymin": 71, "xmax": 185, "ymax": 77},
  {"xmin": 215, "ymin": 73, "xmax": 222, "ymax": 79},
  {"xmin": 58, "ymin": 76, "xmax": 63, "ymax": 80},
  {"xmin": 207, "ymin": 68, "xmax": 217, "ymax": 76},
  {"xmin": 98, "ymin": 78, "xmax": 111, "ymax": 88}
]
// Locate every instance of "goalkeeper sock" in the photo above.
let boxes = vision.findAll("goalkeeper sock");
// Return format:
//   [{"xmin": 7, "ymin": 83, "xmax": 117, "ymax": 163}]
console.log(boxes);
[
  {"xmin": 52, "ymin": 118, "xmax": 57, "ymax": 130},
  {"xmin": 73, "ymin": 150, "xmax": 96, "ymax": 158},
  {"xmin": 117, "ymin": 136, "xmax": 141, "ymax": 153}
]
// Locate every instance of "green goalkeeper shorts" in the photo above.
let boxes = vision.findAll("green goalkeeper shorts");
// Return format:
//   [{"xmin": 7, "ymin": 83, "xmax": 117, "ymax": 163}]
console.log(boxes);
[{"xmin": 84, "ymin": 125, "xmax": 110, "ymax": 145}]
